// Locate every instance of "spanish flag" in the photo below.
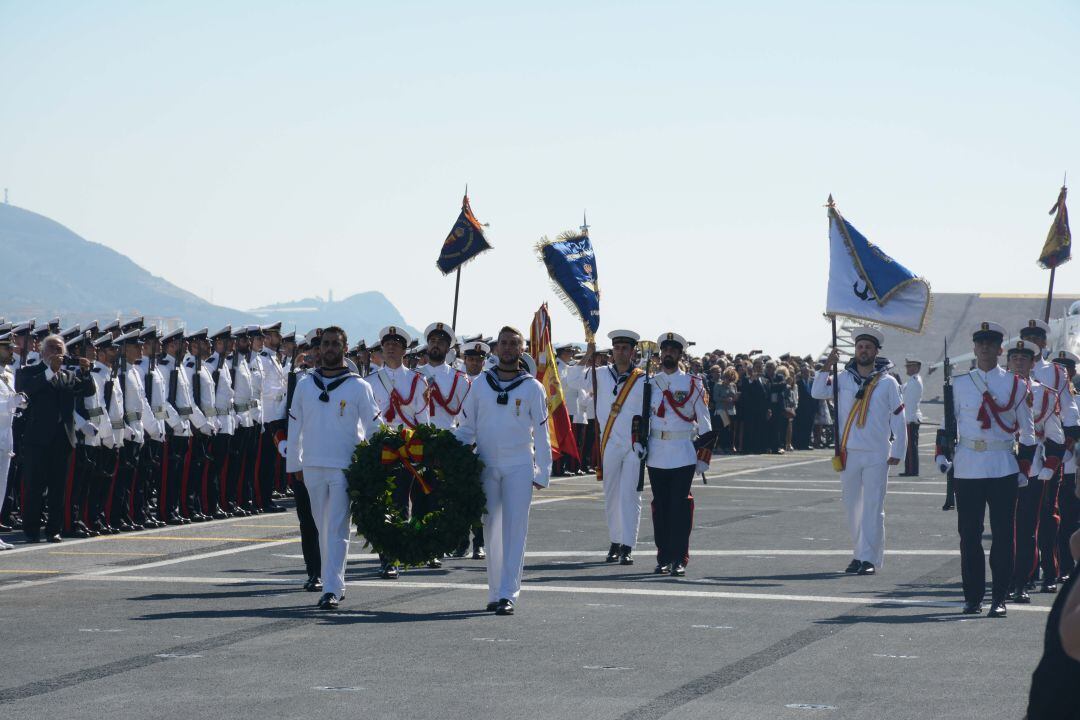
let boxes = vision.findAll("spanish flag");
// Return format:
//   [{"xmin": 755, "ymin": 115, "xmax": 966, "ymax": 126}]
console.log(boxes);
[
  {"xmin": 530, "ymin": 304, "xmax": 580, "ymax": 463},
  {"xmin": 1038, "ymin": 185, "xmax": 1071, "ymax": 270}
]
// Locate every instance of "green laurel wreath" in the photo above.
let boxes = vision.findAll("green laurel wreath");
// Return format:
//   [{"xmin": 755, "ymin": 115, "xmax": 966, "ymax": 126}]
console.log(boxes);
[{"xmin": 348, "ymin": 424, "xmax": 486, "ymax": 567}]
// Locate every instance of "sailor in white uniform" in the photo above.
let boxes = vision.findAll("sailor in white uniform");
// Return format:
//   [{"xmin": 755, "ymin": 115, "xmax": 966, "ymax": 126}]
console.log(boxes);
[
  {"xmin": 455, "ymin": 326, "xmax": 551, "ymax": 615},
  {"xmin": 813, "ymin": 327, "xmax": 906, "ymax": 576},
  {"xmin": 286, "ymin": 326, "xmax": 381, "ymax": 610}
]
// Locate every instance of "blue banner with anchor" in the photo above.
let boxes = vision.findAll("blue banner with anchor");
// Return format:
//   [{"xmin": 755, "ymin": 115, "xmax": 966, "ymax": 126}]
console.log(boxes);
[
  {"xmin": 536, "ymin": 230, "xmax": 601, "ymax": 340},
  {"xmin": 824, "ymin": 197, "xmax": 931, "ymax": 333}
]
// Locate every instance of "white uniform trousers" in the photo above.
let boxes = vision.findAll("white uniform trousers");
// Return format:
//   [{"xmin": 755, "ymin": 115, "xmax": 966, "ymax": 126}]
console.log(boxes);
[
  {"xmin": 482, "ymin": 463, "xmax": 535, "ymax": 603},
  {"xmin": 302, "ymin": 466, "xmax": 352, "ymax": 598},
  {"xmin": 840, "ymin": 449, "xmax": 889, "ymax": 567},
  {"xmin": 603, "ymin": 445, "xmax": 642, "ymax": 547}
]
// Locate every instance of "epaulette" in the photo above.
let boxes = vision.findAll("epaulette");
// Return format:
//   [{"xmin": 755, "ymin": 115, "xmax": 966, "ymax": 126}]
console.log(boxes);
[
  {"xmin": 259, "ymin": 349, "xmax": 270, "ymax": 356},
  {"xmin": 185, "ymin": 360, "xmax": 195, "ymax": 368},
  {"xmin": 91, "ymin": 366, "xmax": 103, "ymax": 374}
]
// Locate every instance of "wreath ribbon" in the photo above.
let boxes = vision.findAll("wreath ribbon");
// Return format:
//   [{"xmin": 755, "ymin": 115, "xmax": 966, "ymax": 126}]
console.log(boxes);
[{"xmin": 380, "ymin": 428, "xmax": 432, "ymax": 494}]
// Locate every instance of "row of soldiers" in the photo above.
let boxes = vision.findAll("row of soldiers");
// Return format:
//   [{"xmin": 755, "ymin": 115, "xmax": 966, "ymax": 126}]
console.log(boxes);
[{"xmin": 0, "ymin": 316, "xmax": 300, "ymax": 542}]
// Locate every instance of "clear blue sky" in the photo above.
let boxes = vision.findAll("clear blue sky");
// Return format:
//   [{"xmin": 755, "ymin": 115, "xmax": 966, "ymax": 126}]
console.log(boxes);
[{"xmin": 2, "ymin": 1, "xmax": 1078, "ymax": 354}]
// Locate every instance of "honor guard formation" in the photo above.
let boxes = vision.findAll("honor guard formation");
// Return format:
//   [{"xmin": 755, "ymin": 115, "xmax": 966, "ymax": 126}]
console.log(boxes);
[{"xmin": 2, "ymin": 313, "xmax": 1080, "ymax": 714}]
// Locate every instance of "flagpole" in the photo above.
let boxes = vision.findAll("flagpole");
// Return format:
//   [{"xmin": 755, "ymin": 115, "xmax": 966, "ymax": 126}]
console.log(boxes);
[
  {"xmin": 1044, "ymin": 266, "xmax": 1056, "ymax": 323},
  {"xmin": 451, "ymin": 267, "xmax": 462, "ymax": 331},
  {"xmin": 830, "ymin": 314, "xmax": 840, "ymax": 462}
]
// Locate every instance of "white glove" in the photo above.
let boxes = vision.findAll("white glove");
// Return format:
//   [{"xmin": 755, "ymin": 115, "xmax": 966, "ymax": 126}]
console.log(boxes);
[
  {"xmin": 632, "ymin": 442, "xmax": 647, "ymax": 461},
  {"xmin": 277, "ymin": 440, "xmax": 288, "ymax": 458},
  {"xmin": 935, "ymin": 455, "xmax": 952, "ymax": 474},
  {"xmin": 532, "ymin": 464, "xmax": 550, "ymax": 488},
  {"xmin": 696, "ymin": 461, "xmax": 709, "ymax": 474},
  {"xmin": 1038, "ymin": 466, "xmax": 1057, "ymax": 481},
  {"xmin": 84, "ymin": 424, "xmax": 98, "ymax": 438},
  {"xmin": 14, "ymin": 392, "xmax": 28, "ymax": 410},
  {"xmin": 1017, "ymin": 473, "xmax": 1029, "ymax": 488}
]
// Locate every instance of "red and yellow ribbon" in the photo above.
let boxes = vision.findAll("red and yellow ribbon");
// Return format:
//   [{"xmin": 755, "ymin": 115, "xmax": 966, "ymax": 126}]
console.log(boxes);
[{"xmin": 380, "ymin": 428, "xmax": 431, "ymax": 494}]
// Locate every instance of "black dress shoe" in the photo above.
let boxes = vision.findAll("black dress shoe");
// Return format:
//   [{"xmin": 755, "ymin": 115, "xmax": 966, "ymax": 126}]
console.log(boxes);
[
  {"xmin": 1041, "ymin": 581, "xmax": 1058, "ymax": 594},
  {"xmin": 263, "ymin": 504, "xmax": 287, "ymax": 514},
  {"xmin": 654, "ymin": 563, "xmax": 671, "ymax": 575},
  {"xmin": 606, "ymin": 543, "xmax": 620, "ymax": 563},
  {"xmin": 427, "ymin": 557, "xmax": 443, "ymax": 569},
  {"xmin": 485, "ymin": 601, "xmax": 499, "ymax": 612},
  {"xmin": 0, "ymin": 523, "xmax": 11, "ymax": 533},
  {"xmin": 987, "ymin": 602, "xmax": 1007, "ymax": 618},
  {"xmin": 117, "ymin": 522, "xmax": 134, "ymax": 532},
  {"xmin": 303, "ymin": 576, "xmax": 323, "ymax": 592},
  {"xmin": 452, "ymin": 543, "xmax": 469, "ymax": 558},
  {"xmin": 47, "ymin": 533, "xmax": 62, "ymax": 543},
  {"xmin": 619, "ymin": 546, "xmax": 634, "ymax": 565},
  {"xmin": 845, "ymin": 559, "xmax": 862, "ymax": 574},
  {"xmin": 962, "ymin": 601, "xmax": 982, "ymax": 615},
  {"xmin": 69, "ymin": 526, "xmax": 90, "ymax": 539},
  {"xmin": 942, "ymin": 503, "xmax": 954, "ymax": 511},
  {"xmin": 166, "ymin": 515, "xmax": 184, "ymax": 526},
  {"xmin": 495, "ymin": 598, "xmax": 514, "ymax": 615},
  {"xmin": 1012, "ymin": 588, "xmax": 1031, "ymax": 604},
  {"xmin": 472, "ymin": 546, "xmax": 486, "ymax": 560},
  {"xmin": 212, "ymin": 509, "xmax": 229, "ymax": 520},
  {"xmin": 317, "ymin": 592, "xmax": 339, "ymax": 610},
  {"xmin": 671, "ymin": 564, "xmax": 687, "ymax": 577},
  {"xmin": 857, "ymin": 562, "xmax": 876, "ymax": 576},
  {"xmin": 23, "ymin": 533, "xmax": 41, "ymax": 543},
  {"xmin": 379, "ymin": 563, "xmax": 399, "ymax": 579}
]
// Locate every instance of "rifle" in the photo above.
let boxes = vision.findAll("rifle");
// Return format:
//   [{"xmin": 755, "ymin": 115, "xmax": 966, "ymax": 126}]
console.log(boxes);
[
  {"xmin": 636, "ymin": 344, "xmax": 655, "ymax": 492},
  {"xmin": 935, "ymin": 339, "xmax": 957, "ymax": 510}
]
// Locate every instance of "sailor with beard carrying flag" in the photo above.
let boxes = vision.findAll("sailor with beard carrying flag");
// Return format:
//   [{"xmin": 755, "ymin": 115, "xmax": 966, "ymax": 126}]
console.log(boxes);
[{"xmin": 815, "ymin": 196, "xmax": 930, "ymax": 577}]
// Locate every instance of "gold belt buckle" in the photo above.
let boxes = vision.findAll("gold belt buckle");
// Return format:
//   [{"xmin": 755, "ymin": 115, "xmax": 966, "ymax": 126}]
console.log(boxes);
[{"xmin": 973, "ymin": 439, "xmax": 987, "ymax": 451}]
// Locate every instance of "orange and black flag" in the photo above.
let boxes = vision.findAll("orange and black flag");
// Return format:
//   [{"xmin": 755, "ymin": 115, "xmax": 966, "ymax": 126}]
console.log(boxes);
[
  {"xmin": 437, "ymin": 193, "xmax": 493, "ymax": 275},
  {"xmin": 530, "ymin": 304, "xmax": 580, "ymax": 463},
  {"xmin": 1038, "ymin": 185, "xmax": 1071, "ymax": 269}
]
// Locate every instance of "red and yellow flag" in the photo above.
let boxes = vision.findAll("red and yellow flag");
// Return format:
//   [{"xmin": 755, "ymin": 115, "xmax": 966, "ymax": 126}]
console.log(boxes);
[{"xmin": 530, "ymin": 304, "xmax": 580, "ymax": 463}]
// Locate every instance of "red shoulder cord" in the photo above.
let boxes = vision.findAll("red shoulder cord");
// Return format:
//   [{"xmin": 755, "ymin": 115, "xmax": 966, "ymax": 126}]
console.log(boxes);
[
  {"xmin": 387, "ymin": 373, "xmax": 421, "ymax": 428},
  {"xmin": 1033, "ymin": 386, "xmax": 1054, "ymax": 438},
  {"xmin": 976, "ymin": 374, "xmax": 1020, "ymax": 433},
  {"xmin": 428, "ymin": 371, "xmax": 465, "ymax": 416},
  {"xmin": 656, "ymin": 377, "xmax": 700, "ymax": 422}
]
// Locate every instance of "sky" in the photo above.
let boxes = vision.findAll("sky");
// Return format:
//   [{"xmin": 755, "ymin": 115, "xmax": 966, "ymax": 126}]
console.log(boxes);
[{"xmin": 2, "ymin": 1, "xmax": 1078, "ymax": 355}]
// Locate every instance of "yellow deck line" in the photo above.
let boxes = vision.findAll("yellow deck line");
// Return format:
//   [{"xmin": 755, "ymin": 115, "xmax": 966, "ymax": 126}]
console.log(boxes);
[{"xmin": 48, "ymin": 551, "xmax": 164, "ymax": 557}]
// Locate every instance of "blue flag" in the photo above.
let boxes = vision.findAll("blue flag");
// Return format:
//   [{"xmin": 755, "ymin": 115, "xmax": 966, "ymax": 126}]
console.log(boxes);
[
  {"xmin": 436, "ymin": 195, "xmax": 492, "ymax": 275},
  {"xmin": 536, "ymin": 230, "xmax": 601, "ymax": 340},
  {"xmin": 825, "ymin": 197, "xmax": 931, "ymax": 333}
]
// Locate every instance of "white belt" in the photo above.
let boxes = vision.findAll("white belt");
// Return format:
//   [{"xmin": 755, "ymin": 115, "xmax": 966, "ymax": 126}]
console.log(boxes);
[
  {"xmin": 650, "ymin": 429, "xmax": 691, "ymax": 441},
  {"xmin": 958, "ymin": 437, "xmax": 1016, "ymax": 452}
]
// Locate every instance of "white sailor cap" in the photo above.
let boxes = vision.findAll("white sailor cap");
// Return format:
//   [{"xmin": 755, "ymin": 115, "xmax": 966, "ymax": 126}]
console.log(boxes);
[
  {"xmin": 657, "ymin": 331, "xmax": 688, "ymax": 350},
  {"xmin": 92, "ymin": 334, "xmax": 117, "ymax": 349},
  {"xmin": 115, "ymin": 330, "xmax": 144, "ymax": 345},
  {"xmin": 424, "ymin": 322, "xmax": 456, "ymax": 345},
  {"xmin": 972, "ymin": 321, "xmax": 1006, "ymax": 343},
  {"xmin": 67, "ymin": 329, "xmax": 93, "ymax": 350},
  {"xmin": 607, "ymin": 330, "xmax": 640, "ymax": 345},
  {"xmin": 101, "ymin": 319, "xmax": 120, "ymax": 334},
  {"xmin": 463, "ymin": 341, "xmax": 490, "ymax": 357},
  {"xmin": 12, "ymin": 319, "xmax": 35, "ymax": 335},
  {"xmin": 120, "ymin": 316, "xmax": 144, "ymax": 333},
  {"xmin": 185, "ymin": 327, "xmax": 208, "ymax": 342},
  {"xmin": 554, "ymin": 342, "xmax": 577, "ymax": 353},
  {"xmin": 0, "ymin": 323, "xmax": 10, "ymax": 335},
  {"xmin": 380, "ymin": 325, "xmax": 412, "ymax": 346},
  {"xmin": 261, "ymin": 322, "xmax": 282, "ymax": 334},
  {"xmin": 245, "ymin": 324, "xmax": 263, "ymax": 337},
  {"xmin": 210, "ymin": 325, "xmax": 232, "ymax": 341},
  {"xmin": 1052, "ymin": 350, "xmax": 1080, "ymax": 366},
  {"xmin": 1020, "ymin": 319, "xmax": 1051, "ymax": 337},
  {"xmin": 520, "ymin": 352, "xmax": 537, "ymax": 376},
  {"xmin": 851, "ymin": 327, "xmax": 885, "ymax": 348},
  {"xmin": 161, "ymin": 327, "xmax": 185, "ymax": 344},
  {"xmin": 1006, "ymin": 339, "xmax": 1040, "ymax": 357},
  {"xmin": 303, "ymin": 328, "xmax": 321, "ymax": 346},
  {"xmin": 139, "ymin": 326, "xmax": 159, "ymax": 342},
  {"xmin": 60, "ymin": 325, "xmax": 82, "ymax": 343},
  {"xmin": 904, "ymin": 357, "xmax": 922, "ymax": 366},
  {"xmin": 0, "ymin": 333, "xmax": 13, "ymax": 346}
]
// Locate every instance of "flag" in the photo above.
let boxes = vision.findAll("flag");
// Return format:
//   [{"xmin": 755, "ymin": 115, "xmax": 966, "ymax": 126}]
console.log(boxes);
[
  {"xmin": 530, "ymin": 304, "xmax": 580, "ymax": 463},
  {"xmin": 436, "ymin": 194, "xmax": 492, "ymax": 275},
  {"xmin": 1038, "ymin": 185, "xmax": 1071, "ymax": 270},
  {"xmin": 536, "ymin": 228, "xmax": 600, "ymax": 341},
  {"xmin": 825, "ymin": 196, "xmax": 931, "ymax": 333}
]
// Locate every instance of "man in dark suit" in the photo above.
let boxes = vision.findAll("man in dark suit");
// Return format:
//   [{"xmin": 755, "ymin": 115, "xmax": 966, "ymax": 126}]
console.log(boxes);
[
  {"xmin": 739, "ymin": 359, "xmax": 771, "ymax": 454},
  {"xmin": 794, "ymin": 363, "xmax": 816, "ymax": 450},
  {"xmin": 16, "ymin": 333, "xmax": 94, "ymax": 542}
]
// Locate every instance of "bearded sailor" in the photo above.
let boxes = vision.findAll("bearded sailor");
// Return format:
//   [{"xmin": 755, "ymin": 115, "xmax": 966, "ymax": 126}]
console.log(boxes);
[
  {"xmin": 570, "ymin": 330, "xmax": 647, "ymax": 565},
  {"xmin": 451, "ymin": 340, "xmax": 490, "ymax": 559},
  {"xmin": 940, "ymin": 322, "xmax": 1037, "ymax": 618},
  {"xmin": 813, "ymin": 327, "xmax": 906, "ymax": 576},
  {"xmin": 368, "ymin": 325, "xmax": 430, "ymax": 578},
  {"xmin": 646, "ymin": 332, "xmax": 712, "ymax": 577},
  {"xmin": 286, "ymin": 326, "xmax": 381, "ymax": 610},
  {"xmin": 454, "ymin": 326, "xmax": 551, "ymax": 615}
]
